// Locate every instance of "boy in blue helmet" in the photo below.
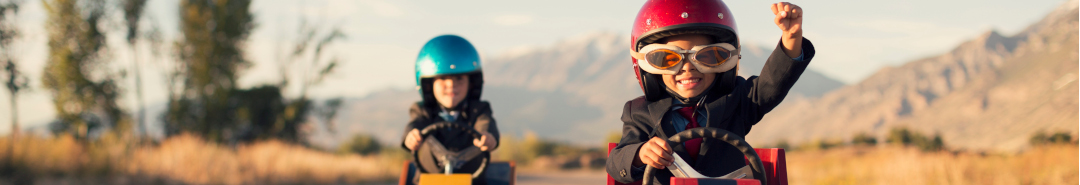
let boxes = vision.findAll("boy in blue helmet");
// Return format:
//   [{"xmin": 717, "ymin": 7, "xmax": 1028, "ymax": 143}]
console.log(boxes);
[{"xmin": 402, "ymin": 35, "xmax": 499, "ymax": 184}]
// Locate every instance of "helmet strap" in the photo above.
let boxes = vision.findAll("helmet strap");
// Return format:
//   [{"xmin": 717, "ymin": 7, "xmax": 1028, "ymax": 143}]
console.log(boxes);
[{"xmin": 710, "ymin": 67, "xmax": 739, "ymax": 96}]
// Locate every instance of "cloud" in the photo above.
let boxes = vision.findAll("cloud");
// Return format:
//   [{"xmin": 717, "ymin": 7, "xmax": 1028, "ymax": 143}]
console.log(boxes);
[{"xmin": 492, "ymin": 14, "xmax": 534, "ymax": 26}]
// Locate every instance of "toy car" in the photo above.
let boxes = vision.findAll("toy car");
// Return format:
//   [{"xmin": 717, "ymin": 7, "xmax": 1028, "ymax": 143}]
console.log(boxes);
[
  {"xmin": 399, "ymin": 122, "xmax": 516, "ymax": 185},
  {"xmin": 607, "ymin": 127, "xmax": 789, "ymax": 185}
]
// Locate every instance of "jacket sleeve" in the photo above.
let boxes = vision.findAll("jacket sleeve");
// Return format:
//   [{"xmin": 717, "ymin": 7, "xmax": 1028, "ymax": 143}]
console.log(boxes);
[
  {"xmin": 401, "ymin": 103, "xmax": 430, "ymax": 151},
  {"xmin": 606, "ymin": 98, "xmax": 651, "ymax": 183},
  {"xmin": 745, "ymin": 38, "xmax": 815, "ymax": 123},
  {"xmin": 472, "ymin": 101, "xmax": 500, "ymax": 150}
]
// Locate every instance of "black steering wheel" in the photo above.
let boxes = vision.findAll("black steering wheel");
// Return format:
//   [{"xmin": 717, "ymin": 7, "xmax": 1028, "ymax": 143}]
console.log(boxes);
[
  {"xmin": 411, "ymin": 122, "xmax": 490, "ymax": 179},
  {"xmin": 641, "ymin": 127, "xmax": 767, "ymax": 185}
]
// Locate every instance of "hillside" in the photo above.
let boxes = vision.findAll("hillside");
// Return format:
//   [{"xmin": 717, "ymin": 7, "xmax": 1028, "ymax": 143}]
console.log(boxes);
[{"xmin": 747, "ymin": 0, "xmax": 1079, "ymax": 152}]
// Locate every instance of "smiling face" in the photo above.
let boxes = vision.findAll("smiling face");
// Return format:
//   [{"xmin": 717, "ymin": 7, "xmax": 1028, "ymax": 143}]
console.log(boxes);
[
  {"xmin": 431, "ymin": 74, "xmax": 470, "ymax": 108},
  {"xmin": 659, "ymin": 34, "xmax": 716, "ymax": 99}
]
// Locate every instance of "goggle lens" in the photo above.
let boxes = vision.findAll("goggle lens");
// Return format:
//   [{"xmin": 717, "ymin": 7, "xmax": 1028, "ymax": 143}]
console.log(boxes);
[
  {"xmin": 693, "ymin": 46, "xmax": 730, "ymax": 66},
  {"xmin": 646, "ymin": 49, "xmax": 683, "ymax": 69}
]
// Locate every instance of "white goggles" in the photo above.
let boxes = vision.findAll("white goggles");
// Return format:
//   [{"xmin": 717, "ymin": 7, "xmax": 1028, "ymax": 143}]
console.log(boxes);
[{"xmin": 632, "ymin": 43, "xmax": 739, "ymax": 75}]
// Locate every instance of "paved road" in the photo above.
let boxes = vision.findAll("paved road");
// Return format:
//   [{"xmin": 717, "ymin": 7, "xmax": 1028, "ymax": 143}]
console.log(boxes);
[{"xmin": 516, "ymin": 170, "xmax": 607, "ymax": 185}]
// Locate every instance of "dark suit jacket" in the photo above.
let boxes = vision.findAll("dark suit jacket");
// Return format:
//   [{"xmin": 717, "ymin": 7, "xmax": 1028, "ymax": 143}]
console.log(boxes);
[{"xmin": 607, "ymin": 39, "xmax": 815, "ymax": 185}]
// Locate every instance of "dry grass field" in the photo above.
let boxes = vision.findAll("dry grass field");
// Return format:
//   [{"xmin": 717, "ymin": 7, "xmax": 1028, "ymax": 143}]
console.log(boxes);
[
  {"xmin": 787, "ymin": 145, "xmax": 1079, "ymax": 185},
  {"xmin": 1, "ymin": 134, "xmax": 1076, "ymax": 185},
  {"xmin": 0, "ymin": 134, "xmax": 406, "ymax": 184}
]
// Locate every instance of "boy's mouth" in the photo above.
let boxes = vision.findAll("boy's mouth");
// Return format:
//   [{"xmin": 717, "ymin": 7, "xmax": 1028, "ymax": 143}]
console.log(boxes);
[
  {"xmin": 444, "ymin": 90, "xmax": 464, "ymax": 97},
  {"xmin": 675, "ymin": 77, "xmax": 702, "ymax": 89}
]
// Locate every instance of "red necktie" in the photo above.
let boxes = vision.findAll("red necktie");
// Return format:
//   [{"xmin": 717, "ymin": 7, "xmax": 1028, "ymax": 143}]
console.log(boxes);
[{"xmin": 675, "ymin": 106, "xmax": 702, "ymax": 162}]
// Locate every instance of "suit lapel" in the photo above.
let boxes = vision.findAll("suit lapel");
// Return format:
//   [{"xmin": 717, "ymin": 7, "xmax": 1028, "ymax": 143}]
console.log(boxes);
[{"xmin": 646, "ymin": 98, "xmax": 672, "ymax": 138}]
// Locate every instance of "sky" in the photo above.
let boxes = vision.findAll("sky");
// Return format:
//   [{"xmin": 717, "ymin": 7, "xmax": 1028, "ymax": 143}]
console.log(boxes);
[{"xmin": 0, "ymin": 0, "xmax": 1070, "ymax": 134}]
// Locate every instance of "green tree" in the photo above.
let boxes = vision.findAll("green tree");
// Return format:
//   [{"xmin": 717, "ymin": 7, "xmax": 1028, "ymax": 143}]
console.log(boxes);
[
  {"xmin": 276, "ymin": 19, "xmax": 345, "ymax": 138},
  {"xmin": 42, "ymin": 0, "xmax": 127, "ymax": 139},
  {"xmin": 0, "ymin": 0, "xmax": 25, "ymax": 137},
  {"xmin": 225, "ymin": 24, "xmax": 348, "ymax": 141},
  {"xmin": 164, "ymin": 0, "xmax": 346, "ymax": 144},
  {"xmin": 281, "ymin": 21, "xmax": 343, "ymax": 99},
  {"xmin": 165, "ymin": 0, "xmax": 254, "ymax": 141},
  {"xmin": 231, "ymin": 85, "xmax": 298, "ymax": 141}
]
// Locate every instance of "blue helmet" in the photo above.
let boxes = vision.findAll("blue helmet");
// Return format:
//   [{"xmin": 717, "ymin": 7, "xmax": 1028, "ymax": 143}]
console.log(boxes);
[{"xmin": 414, "ymin": 35, "xmax": 484, "ymax": 106}]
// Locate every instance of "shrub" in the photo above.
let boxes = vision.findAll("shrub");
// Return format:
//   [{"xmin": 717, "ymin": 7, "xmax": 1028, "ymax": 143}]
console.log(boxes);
[
  {"xmin": 493, "ymin": 131, "xmax": 605, "ymax": 170},
  {"xmin": 886, "ymin": 127, "xmax": 944, "ymax": 152},
  {"xmin": 771, "ymin": 139, "xmax": 793, "ymax": 151},
  {"xmin": 852, "ymin": 132, "xmax": 878, "ymax": 146},
  {"xmin": 919, "ymin": 135, "xmax": 944, "ymax": 152},
  {"xmin": 798, "ymin": 139, "xmax": 841, "ymax": 151},
  {"xmin": 339, "ymin": 134, "xmax": 382, "ymax": 155},
  {"xmin": 605, "ymin": 132, "xmax": 622, "ymax": 144},
  {"xmin": 1030, "ymin": 131, "xmax": 1074, "ymax": 146}
]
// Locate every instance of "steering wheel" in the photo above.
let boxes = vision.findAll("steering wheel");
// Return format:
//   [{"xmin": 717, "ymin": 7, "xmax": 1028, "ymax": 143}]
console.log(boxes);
[
  {"xmin": 412, "ymin": 122, "xmax": 490, "ymax": 179},
  {"xmin": 641, "ymin": 127, "xmax": 767, "ymax": 185}
]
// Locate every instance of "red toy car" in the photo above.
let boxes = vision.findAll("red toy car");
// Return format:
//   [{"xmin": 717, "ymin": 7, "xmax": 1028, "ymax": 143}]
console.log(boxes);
[{"xmin": 607, "ymin": 128, "xmax": 789, "ymax": 185}]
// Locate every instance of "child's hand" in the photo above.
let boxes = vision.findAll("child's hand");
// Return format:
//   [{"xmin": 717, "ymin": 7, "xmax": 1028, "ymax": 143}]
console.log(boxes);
[
  {"xmin": 405, "ymin": 129, "xmax": 423, "ymax": 151},
  {"xmin": 634, "ymin": 137, "xmax": 674, "ymax": 169},
  {"xmin": 473, "ymin": 132, "xmax": 497, "ymax": 151},
  {"xmin": 771, "ymin": 2, "xmax": 804, "ymax": 58}
]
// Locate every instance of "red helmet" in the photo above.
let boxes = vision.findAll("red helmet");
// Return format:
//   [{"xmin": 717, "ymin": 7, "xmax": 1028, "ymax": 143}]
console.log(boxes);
[{"xmin": 630, "ymin": 0, "xmax": 740, "ymax": 101}]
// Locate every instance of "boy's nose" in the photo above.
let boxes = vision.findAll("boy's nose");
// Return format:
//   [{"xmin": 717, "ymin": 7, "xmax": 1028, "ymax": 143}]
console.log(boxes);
[
  {"xmin": 678, "ymin": 60, "xmax": 698, "ymax": 74},
  {"xmin": 445, "ymin": 79, "xmax": 463, "ymax": 88}
]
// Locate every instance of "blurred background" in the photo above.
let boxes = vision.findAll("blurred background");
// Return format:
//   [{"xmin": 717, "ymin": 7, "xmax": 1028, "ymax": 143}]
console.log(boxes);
[{"xmin": 0, "ymin": 0, "xmax": 1076, "ymax": 184}]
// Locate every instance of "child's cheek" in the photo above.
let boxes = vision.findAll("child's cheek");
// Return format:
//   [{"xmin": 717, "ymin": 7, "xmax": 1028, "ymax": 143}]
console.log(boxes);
[{"xmin": 662, "ymin": 75, "xmax": 679, "ymax": 90}]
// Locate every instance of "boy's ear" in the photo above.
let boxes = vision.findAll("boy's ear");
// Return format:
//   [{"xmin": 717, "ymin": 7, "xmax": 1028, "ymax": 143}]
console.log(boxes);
[
  {"xmin": 466, "ymin": 73, "xmax": 484, "ymax": 101},
  {"xmin": 420, "ymin": 78, "xmax": 438, "ymax": 107},
  {"xmin": 642, "ymin": 71, "xmax": 667, "ymax": 102}
]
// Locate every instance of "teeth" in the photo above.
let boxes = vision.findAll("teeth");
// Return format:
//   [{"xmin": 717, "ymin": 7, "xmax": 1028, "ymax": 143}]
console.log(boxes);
[{"xmin": 678, "ymin": 79, "xmax": 700, "ymax": 84}]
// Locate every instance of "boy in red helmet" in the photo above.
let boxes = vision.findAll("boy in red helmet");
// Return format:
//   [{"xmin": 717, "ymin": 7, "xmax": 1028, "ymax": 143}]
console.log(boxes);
[{"xmin": 607, "ymin": 1, "xmax": 814, "ymax": 184}]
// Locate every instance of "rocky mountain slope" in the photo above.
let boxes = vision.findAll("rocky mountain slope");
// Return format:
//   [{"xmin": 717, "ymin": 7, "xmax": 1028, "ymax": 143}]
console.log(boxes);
[{"xmin": 747, "ymin": 0, "xmax": 1079, "ymax": 152}]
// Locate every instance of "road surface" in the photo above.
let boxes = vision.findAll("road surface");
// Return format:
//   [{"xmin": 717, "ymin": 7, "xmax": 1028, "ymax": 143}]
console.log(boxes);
[{"xmin": 516, "ymin": 170, "xmax": 607, "ymax": 185}]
